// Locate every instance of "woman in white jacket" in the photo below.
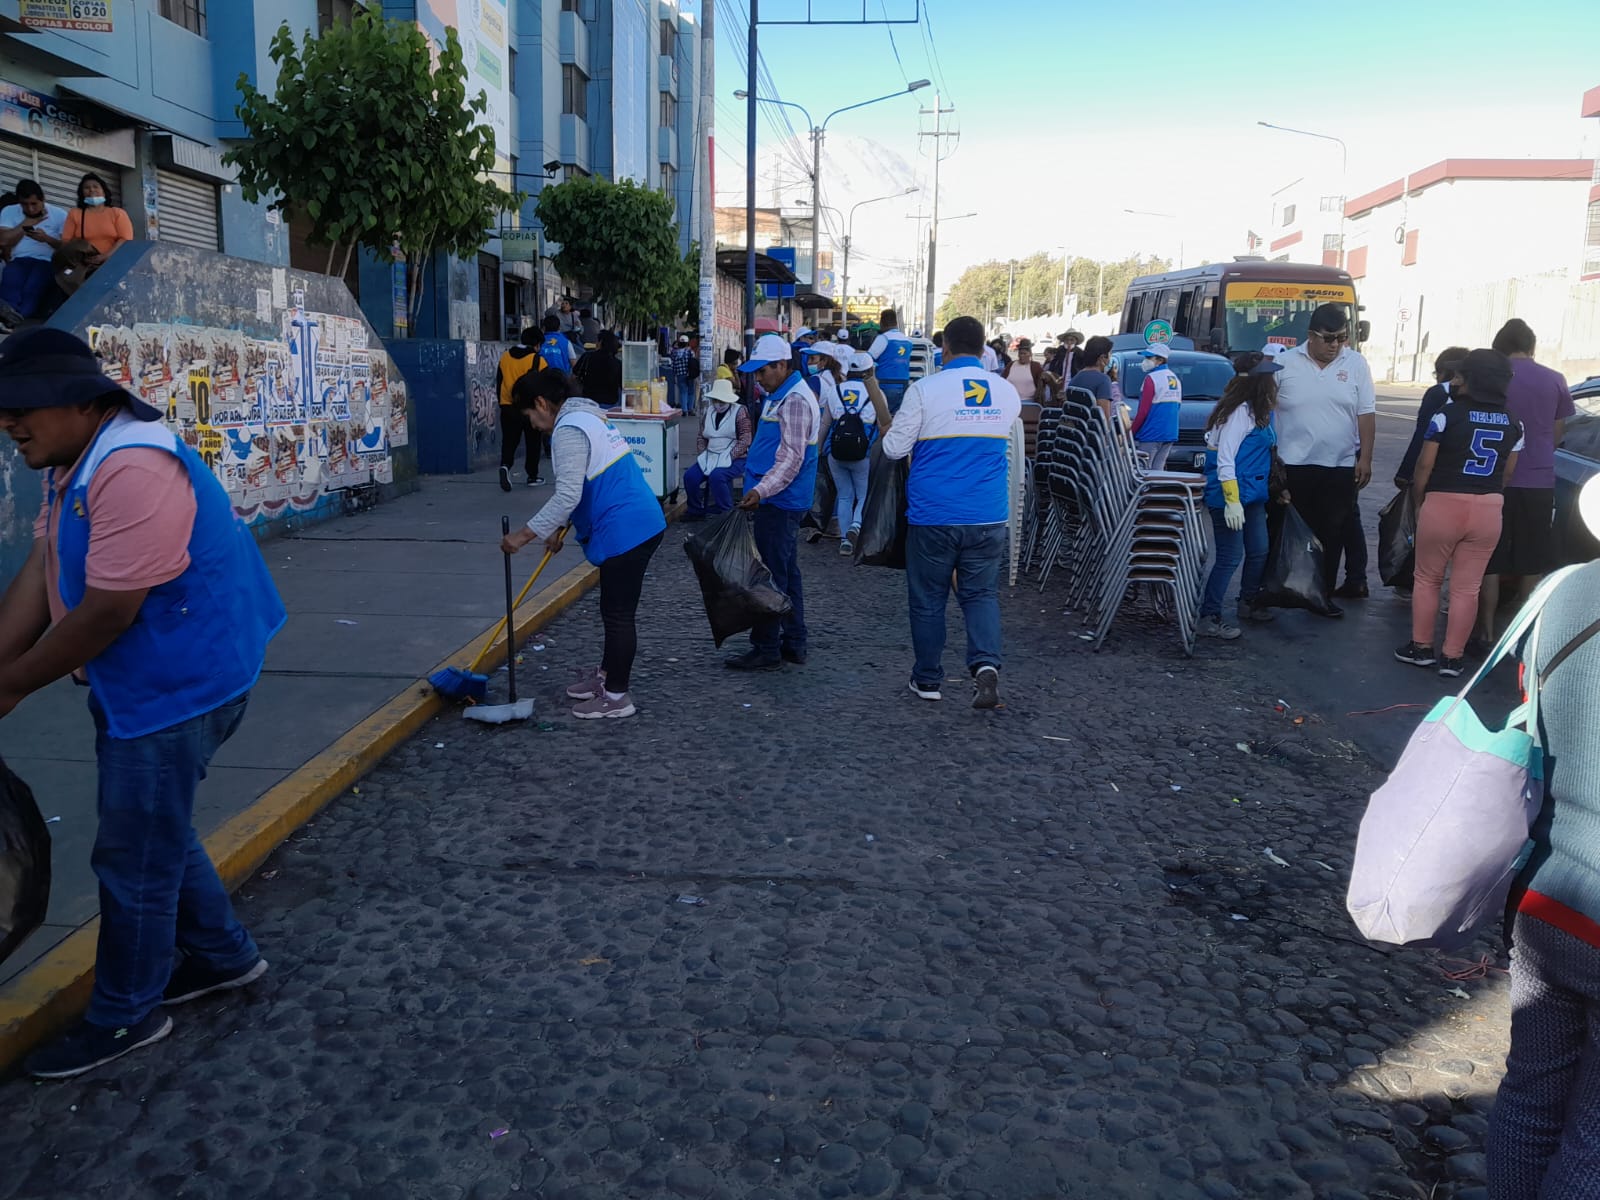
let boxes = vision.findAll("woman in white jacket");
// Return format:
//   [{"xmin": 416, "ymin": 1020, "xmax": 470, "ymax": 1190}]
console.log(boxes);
[{"xmin": 680, "ymin": 378, "xmax": 753, "ymax": 521}]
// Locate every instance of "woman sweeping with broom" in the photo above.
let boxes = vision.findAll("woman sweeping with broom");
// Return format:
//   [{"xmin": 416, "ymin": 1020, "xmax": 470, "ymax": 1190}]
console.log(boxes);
[{"xmin": 501, "ymin": 368, "xmax": 666, "ymax": 719}]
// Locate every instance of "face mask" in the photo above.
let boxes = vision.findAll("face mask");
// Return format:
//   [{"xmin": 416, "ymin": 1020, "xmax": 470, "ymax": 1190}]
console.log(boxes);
[{"xmin": 84, "ymin": 196, "xmax": 106, "ymax": 207}]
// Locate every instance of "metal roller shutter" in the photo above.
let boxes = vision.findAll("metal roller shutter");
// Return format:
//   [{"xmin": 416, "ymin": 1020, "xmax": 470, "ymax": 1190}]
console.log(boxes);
[
  {"xmin": 154, "ymin": 168, "xmax": 219, "ymax": 251},
  {"xmin": 0, "ymin": 137, "xmax": 123, "ymax": 208}
]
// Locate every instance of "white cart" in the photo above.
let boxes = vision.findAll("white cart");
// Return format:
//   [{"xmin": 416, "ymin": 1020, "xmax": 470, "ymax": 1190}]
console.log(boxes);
[{"xmin": 609, "ymin": 411, "xmax": 684, "ymax": 504}]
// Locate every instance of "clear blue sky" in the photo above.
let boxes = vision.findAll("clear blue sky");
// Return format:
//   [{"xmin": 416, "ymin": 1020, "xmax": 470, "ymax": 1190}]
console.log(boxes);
[{"xmin": 704, "ymin": 0, "xmax": 1600, "ymax": 290}]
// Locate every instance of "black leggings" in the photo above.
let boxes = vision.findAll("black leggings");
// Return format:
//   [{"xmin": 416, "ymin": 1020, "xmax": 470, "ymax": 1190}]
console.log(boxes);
[
  {"xmin": 598, "ymin": 532, "xmax": 663, "ymax": 693},
  {"xmin": 500, "ymin": 406, "xmax": 547, "ymax": 473}
]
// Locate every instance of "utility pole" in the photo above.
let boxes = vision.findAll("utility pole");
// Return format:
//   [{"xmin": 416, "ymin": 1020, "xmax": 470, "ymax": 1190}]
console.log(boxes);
[
  {"xmin": 696, "ymin": 0, "xmax": 715, "ymax": 373},
  {"xmin": 1006, "ymin": 260, "xmax": 1015, "ymax": 320},
  {"xmin": 743, "ymin": 1, "xmax": 758, "ymax": 355},
  {"xmin": 920, "ymin": 92, "xmax": 957, "ymax": 335}
]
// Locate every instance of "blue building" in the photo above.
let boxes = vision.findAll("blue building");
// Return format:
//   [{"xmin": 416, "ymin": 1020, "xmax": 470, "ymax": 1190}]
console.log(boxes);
[{"xmin": 1, "ymin": 0, "xmax": 702, "ymax": 338}]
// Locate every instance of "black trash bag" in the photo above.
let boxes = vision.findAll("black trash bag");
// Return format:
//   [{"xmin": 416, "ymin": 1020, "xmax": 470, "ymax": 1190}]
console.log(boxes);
[
  {"xmin": 1377, "ymin": 488, "xmax": 1418, "ymax": 589},
  {"xmin": 0, "ymin": 757, "xmax": 51, "ymax": 966},
  {"xmin": 684, "ymin": 509, "xmax": 794, "ymax": 646},
  {"xmin": 853, "ymin": 442, "xmax": 910, "ymax": 569},
  {"xmin": 802, "ymin": 453, "xmax": 837, "ymax": 534},
  {"xmin": 1258, "ymin": 503, "xmax": 1337, "ymax": 614}
]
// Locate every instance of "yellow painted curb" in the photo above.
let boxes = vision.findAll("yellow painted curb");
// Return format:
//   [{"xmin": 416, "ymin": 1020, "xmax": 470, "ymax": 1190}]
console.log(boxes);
[{"xmin": 0, "ymin": 557, "xmax": 599, "ymax": 1075}]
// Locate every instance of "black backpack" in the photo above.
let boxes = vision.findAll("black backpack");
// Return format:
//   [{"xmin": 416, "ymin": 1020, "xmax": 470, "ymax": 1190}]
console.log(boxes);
[{"xmin": 830, "ymin": 401, "xmax": 871, "ymax": 462}]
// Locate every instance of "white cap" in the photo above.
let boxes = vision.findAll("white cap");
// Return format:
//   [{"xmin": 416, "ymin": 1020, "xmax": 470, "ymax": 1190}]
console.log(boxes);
[
  {"xmin": 1141, "ymin": 344, "xmax": 1171, "ymax": 360},
  {"xmin": 836, "ymin": 329, "xmax": 851, "ymax": 341},
  {"xmin": 849, "ymin": 351, "xmax": 874, "ymax": 373},
  {"xmin": 792, "ymin": 326, "xmax": 815, "ymax": 342},
  {"xmin": 1260, "ymin": 342, "xmax": 1287, "ymax": 358},
  {"xmin": 738, "ymin": 333, "xmax": 793, "ymax": 372},
  {"xmin": 676, "ymin": 334, "xmax": 689, "ymax": 344}
]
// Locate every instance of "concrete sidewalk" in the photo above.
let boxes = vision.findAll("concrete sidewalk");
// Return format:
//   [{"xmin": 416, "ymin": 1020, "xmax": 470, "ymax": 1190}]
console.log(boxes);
[{"xmin": 0, "ymin": 467, "xmax": 591, "ymax": 988}]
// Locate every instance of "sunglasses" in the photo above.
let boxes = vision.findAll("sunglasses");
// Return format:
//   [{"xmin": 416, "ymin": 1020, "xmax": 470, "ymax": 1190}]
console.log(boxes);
[{"xmin": 1311, "ymin": 330, "xmax": 1350, "ymax": 345}]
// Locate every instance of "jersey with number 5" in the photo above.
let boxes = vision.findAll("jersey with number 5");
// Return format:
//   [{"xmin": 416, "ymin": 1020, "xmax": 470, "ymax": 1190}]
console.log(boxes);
[{"xmin": 1424, "ymin": 400, "xmax": 1525, "ymax": 496}]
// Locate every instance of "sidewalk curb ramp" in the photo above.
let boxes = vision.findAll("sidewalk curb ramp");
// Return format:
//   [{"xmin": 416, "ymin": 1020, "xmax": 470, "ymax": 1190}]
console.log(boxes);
[{"xmin": 0, "ymin": 557, "xmax": 601, "ymax": 1075}]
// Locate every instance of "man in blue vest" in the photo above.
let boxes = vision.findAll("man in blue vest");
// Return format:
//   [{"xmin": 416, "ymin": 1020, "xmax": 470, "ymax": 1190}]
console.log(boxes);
[
  {"xmin": 538, "ymin": 314, "xmax": 575, "ymax": 374},
  {"xmin": 881, "ymin": 316, "xmax": 1022, "ymax": 709},
  {"xmin": 0, "ymin": 328, "xmax": 285, "ymax": 1078},
  {"xmin": 867, "ymin": 308, "xmax": 914, "ymax": 414},
  {"xmin": 731, "ymin": 333, "xmax": 820, "ymax": 670}
]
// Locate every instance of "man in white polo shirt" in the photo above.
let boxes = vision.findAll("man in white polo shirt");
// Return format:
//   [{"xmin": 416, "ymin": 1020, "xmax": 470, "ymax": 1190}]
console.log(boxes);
[{"xmin": 1271, "ymin": 304, "xmax": 1375, "ymax": 617}]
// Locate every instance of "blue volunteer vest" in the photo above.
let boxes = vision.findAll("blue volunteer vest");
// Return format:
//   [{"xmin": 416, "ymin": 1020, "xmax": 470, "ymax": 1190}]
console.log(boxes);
[
  {"xmin": 906, "ymin": 355, "xmax": 1022, "ymax": 526},
  {"xmin": 540, "ymin": 334, "xmax": 574, "ymax": 374},
  {"xmin": 1204, "ymin": 418, "xmax": 1278, "ymax": 508},
  {"xmin": 874, "ymin": 329, "xmax": 913, "ymax": 383},
  {"xmin": 743, "ymin": 371, "xmax": 819, "ymax": 512},
  {"xmin": 53, "ymin": 414, "xmax": 286, "ymax": 739},
  {"xmin": 1132, "ymin": 366, "xmax": 1182, "ymax": 443},
  {"xmin": 554, "ymin": 409, "xmax": 666, "ymax": 565}
]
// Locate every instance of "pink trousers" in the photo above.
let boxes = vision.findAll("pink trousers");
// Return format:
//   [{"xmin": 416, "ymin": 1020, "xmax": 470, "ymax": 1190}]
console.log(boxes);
[{"xmin": 1412, "ymin": 491, "xmax": 1503, "ymax": 658}]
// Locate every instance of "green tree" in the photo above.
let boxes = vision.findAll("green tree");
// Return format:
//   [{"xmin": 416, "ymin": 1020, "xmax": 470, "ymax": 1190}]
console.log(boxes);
[
  {"xmin": 225, "ymin": 9, "xmax": 516, "ymax": 329},
  {"xmin": 938, "ymin": 253, "xmax": 1175, "ymax": 327},
  {"xmin": 535, "ymin": 176, "xmax": 696, "ymax": 326}
]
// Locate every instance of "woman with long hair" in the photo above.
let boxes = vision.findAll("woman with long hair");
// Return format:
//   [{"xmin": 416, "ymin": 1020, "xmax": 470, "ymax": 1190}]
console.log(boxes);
[
  {"xmin": 1197, "ymin": 356, "xmax": 1283, "ymax": 639},
  {"xmin": 502, "ymin": 368, "xmax": 666, "ymax": 718},
  {"xmin": 60, "ymin": 173, "xmax": 133, "ymax": 268}
]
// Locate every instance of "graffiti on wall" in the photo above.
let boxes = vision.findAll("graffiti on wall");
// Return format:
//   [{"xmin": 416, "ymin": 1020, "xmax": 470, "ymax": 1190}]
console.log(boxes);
[
  {"xmin": 466, "ymin": 339, "xmax": 511, "ymax": 467},
  {"xmin": 86, "ymin": 295, "xmax": 410, "ymax": 523}
]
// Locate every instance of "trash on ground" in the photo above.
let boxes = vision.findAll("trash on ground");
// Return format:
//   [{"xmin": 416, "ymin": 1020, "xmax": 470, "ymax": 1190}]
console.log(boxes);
[
  {"xmin": 1042, "ymin": 735, "xmax": 1071, "ymax": 743},
  {"xmin": 1446, "ymin": 986, "xmax": 1472, "ymax": 1000},
  {"xmin": 335, "ymin": 619, "xmax": 358, "ymax": 626},
  {"xmin": 579, "ymin": 956, "xmax": 609, "ymax": 966},
  {"xmin": 1311, "ymin": 860, "xmax": 1336, "ymax": 872},
  {"xmin": 260, "ymin": 870, "xmax": 279, "ymax": 881},
  {"xmin": 1235, "ymin": 742, "xmax": 1251, "ymax": 754},
  {"xmin": 532, "ymin": 644, "xmax": 545, "ymax": 652},
  {"xmin": 1230, "ymin": 913, "xmax": 1250, "ymax": 922},
  {"xmin": 434, "ymin": 742, "xmax": 445, "ymax": 749},
  {"xmin": 1170, "ymin": 785, "xmax": 1182, "ymax": 792},
  {"xmin": 489, "ymin": 1128, "xmax": 510, "ymax": 1140},
  {"xmin": 1263, "ymin": 848, "xmax": 1290, "ymax": 868},
  {"xmin": 675, "ymin": 894, "xmax": 707, "ymax": 906},
  {"xmin": 864, "ymin": 834, "xmax": 875, "ymax": 843},
  {"xmin": 45, "ymin": 815, "xmax": 61, "ymax": 824},
  {"xmin": 0, "ymin": 758, "xmax": 51, "ymax": 966},
  {"xmin": 1109, "ymin": 782, "xmax": 1120, "ymax": 793}
]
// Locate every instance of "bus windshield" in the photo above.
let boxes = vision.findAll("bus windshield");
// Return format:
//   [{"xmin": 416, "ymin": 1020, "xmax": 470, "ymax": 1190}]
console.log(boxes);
[{"xmin": 1223, "ymin": 281, "xmax": 1357, "ymax": 353}]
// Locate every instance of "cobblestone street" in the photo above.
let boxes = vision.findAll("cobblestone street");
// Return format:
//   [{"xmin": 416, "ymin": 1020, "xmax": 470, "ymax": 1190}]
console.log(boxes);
[{"xmin": 0, "ymin": 525, "xmax": 1513, "ymax": 1200}]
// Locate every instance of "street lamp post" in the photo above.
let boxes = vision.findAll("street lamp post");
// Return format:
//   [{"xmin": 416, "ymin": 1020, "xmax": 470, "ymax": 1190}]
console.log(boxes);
[
  {"xmin": 1257, "ymin": 120, "xmax": 1349, "ymax": 267},
  {"xmin": 1125, "ymin": 208, "xmax": 1184, "ymax": 270},
  {"xmin": 841, "ymin": 186, "xmax": 918, "ymax": 327},
  {"xmin": 735, "ymin": 81, "xmax": 927, "ymax": 306}
]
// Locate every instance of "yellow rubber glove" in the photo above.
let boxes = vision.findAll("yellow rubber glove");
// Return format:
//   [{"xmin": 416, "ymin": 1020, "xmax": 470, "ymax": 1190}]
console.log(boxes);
[{"xmin": 1221, "ymin": 479, "xmax": 1245, "ymax": 530}]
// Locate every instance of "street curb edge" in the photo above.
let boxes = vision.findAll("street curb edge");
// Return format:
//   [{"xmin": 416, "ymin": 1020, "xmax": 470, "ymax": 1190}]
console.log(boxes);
[{"xmin": 0, "ymin": 557, "xmax": 600, "ymax": 1076}]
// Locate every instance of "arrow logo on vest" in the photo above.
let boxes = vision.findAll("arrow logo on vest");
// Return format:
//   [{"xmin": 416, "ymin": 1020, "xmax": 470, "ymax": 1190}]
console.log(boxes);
[{"xmin": 963, "ymin": 379, "xmax": 991, "ymax": 408}]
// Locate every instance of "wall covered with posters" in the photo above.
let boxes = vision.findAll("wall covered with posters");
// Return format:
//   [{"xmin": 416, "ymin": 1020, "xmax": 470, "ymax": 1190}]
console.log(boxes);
[{"xmin": 0, "ymin": 241, "xmax": 415, "ymax": 581}]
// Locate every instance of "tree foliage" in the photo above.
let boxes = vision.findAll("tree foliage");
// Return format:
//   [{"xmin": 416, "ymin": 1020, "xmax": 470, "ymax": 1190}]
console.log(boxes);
[
  {"xmin": 535, "ymin": 176, "xmax": 696, "ymax": 326},
  {"xmin": 225, "ymin": 10, "xmax": 516, "ymax": 327},
  {"xmin": 937, "ymin": 253, "xmax": 1174, "ymax": 328}
]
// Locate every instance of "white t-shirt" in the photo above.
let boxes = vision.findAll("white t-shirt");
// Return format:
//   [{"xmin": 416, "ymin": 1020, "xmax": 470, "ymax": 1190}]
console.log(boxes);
[
  {"xmin": 980, "ymin": 345, "xmax": 1000, "ymax": 372},
  {"xmin": 1273, "ymin": 344, "xmax": 1376, "ymax": 467},
  {"xmin": 1, "ymin": 203, "xmax": 67, "ymax": 262}
]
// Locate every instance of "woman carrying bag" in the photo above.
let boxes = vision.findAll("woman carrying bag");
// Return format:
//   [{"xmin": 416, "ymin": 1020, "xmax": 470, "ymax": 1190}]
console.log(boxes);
[
  {"xmin": 1197, "ymin": 355, "xmax": 1283, "ymax": 640},
  {"xmin": 501, "ymin": 368, "xmax": 665, "ymax": 719}
]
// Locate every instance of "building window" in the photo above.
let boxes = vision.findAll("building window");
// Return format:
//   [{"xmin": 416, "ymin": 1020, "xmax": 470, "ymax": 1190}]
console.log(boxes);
[
  {"xmin": 159, "ymin": 0, "xmax": 207, "ymax": 36},
  {"xmin": 1281, "ymin": 203, "xmax": 1296, "ymax": 227},
  {"xmin": 660, "ymin": 18, "xmax": 676, "ymax": 56},
  {"xmin": 562, "ymin": 65, "xmax": 588, "ymax": 120},
  {"xmin": 508, "ymin": 48, "xmax": 517, "ymax": 97},
  {"xmin": 659, "ymin": 92, "xmax": 676, "ymax": 128},
  {"xmin": 1319, "ymin": 195, "xmax": 1343, "ymax": 212},
  {"xmin": 1322, "ymin": 234, "xmax": 1342, "ymax": 251},
  {"xmin": 660, "ymin": 164, "xmax": 676, "ymax": 196},
  {"xmin": 1585, "ymin": 199, "xmax": 1600, "ymax": 276},
  {"xmin": 317, "ymin": 0, "xmax": 363, "ymax": 31},
  {"xmin": 561, "ymin": 0, "xmax": 580, "ymax": 11}
]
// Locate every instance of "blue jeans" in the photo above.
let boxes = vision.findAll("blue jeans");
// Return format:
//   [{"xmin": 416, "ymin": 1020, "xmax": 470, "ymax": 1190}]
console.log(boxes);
[
  {"xmin": 0, "ymin": 257, "xmax": 53, "ymax": 318},
  {"xmin": 750, "ymin": 505, "xmax": 806, "ymax": 656},
  {"xmin": 683, "ymin": 460, "xmax": 743, "ymax": 516},
  {"xmin": 906, "ymin": 523, "xmax": 1005, "ymax": 687},
  {"xmin": 88, "ymin": 692, "xmax": 260, "ymax": 1027},
  {"xmin": 1201, "ymin": 502, "xmax": 1269, "ymax": 618},
  {"xmin": 831, "ymin": 454, "xmax": 871, "ymax": 535},
  {"xmin": 880, "ymin": 381, "xmax": 908, "ymax": 415}
]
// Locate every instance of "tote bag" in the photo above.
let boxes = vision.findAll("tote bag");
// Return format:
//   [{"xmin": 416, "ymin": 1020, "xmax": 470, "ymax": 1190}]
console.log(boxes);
[{"xmin": 1346, "ymin": 566, "xmax": 1577, "ymax": 949}]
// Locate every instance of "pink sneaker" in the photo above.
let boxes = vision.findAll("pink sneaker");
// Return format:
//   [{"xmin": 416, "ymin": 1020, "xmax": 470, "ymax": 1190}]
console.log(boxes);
[
  {"xmin": 572, "ymin": 692, "xmax": 636, "ymax": 720},
  {"xmin": 565, "ymin": 667, "xmax": 604, "ymax": 701}
]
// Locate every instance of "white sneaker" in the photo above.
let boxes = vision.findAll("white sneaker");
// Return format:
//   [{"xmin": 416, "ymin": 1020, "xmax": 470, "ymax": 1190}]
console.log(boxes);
[
  {"xmin": 1197, "ymin": 615, "xmax": 1242, "ymax": 641},
  {"xmin": 908, "ymin": 679, "xmax": 942, "ymax": 702}
]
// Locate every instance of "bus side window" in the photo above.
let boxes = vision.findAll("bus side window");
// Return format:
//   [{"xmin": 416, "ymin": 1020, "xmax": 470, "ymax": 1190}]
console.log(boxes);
[
  {"xmin": 1174, "ymin": 289, "xmax": 1195, "ymax": 336},
  {"xmin": 1124, "ymin": 291, "xmax": 1144, "ymax": 331},
  {"xmin": 1156, "ymin": 288, "xmax": 1180, "ymax": 325}
]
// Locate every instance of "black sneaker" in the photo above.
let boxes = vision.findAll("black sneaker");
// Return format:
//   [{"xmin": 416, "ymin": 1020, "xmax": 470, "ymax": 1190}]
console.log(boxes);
[
  {"xmin": 24, "ymin": 1012, "xmax": 173, "ymax": 1079},
  {"xmin": 973, "ymin": 665, "xmax": 1000, "ymax": 710},
  {"xmin": 498, "ymin": 466, "xmax": 512, "ymax": 493},
  {"xmin": 725, "ymin": 649, "xmax": 783, "ymax": 671},
  {"xmin": 1332, "ymin": 580, "xmax": 1370, "ymax": 600},
  {"xmin": 530, "ymin": 475, "xmax": 546, "ymax": 487},
  {"xmin": 163, "ymin": 955, "xmax": 269, "ymax": 1006},
  {"xmin": 1394, "ymin": 641, "xmax": 1438, "ymax": 667},
  {"xmin": 908, "ymin": 679, "xmax": 942, "ymax": 702},
  {"xmin": 1465, "ymin": 635, "xmax": 1493, "ymax": 660},
  {"xmin": 1438, "ymin": 657, "xmax": 1466, "ymax": 679},
  {"xmin": 1243, "ymin": 603, "xmax": 1276, "ymax": 623},
  {"xmin": 780, "ymin": 647, "xmax": 807, "ymax": 666}
]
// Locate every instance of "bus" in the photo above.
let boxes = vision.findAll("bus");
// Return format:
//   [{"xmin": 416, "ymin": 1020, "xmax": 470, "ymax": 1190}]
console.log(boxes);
[{"xmin": 1120, "ymin": 259, "xmax": 1367, "ymax": 354}]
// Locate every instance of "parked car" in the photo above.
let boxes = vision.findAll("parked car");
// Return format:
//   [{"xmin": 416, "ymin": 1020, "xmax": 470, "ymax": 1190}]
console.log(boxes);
[
  {"xmin": 1107, "ymin": 340, "xmax": 1236, "ymax": 473},
  {"xmin": 1554, "ymin": 374, "xmax": 1600, "ymax": 566}
]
